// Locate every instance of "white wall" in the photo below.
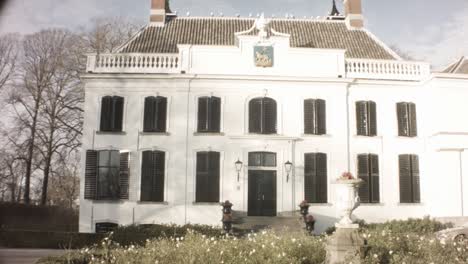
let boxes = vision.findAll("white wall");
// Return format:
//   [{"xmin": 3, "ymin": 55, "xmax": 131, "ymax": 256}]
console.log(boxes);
[{"xmin": 79, "ymin": 55, "xmax": 468, "ymax": 234}]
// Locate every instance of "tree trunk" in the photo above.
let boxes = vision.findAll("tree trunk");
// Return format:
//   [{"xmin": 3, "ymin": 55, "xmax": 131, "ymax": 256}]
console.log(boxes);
[
  {"xmin": 24, "ymin": 93, "xmax": 41, "ymax": 204},
  {"xmin": 41, "ymin": 156, "xmax": 51, "ymax": 205}
]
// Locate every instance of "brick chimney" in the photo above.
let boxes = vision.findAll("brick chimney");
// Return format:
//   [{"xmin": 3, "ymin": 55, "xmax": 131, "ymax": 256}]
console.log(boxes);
[
  {"xmin": 150, "ymin": 0, "xmax": 169, "ymax": 26},
  {"xmin": 343, "ymin": 0, "xmax": 364, "ymax": 29}
]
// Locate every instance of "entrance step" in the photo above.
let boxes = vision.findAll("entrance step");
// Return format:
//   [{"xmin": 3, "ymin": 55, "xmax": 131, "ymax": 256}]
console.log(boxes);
[{"xmin": 231, "ymin": 212, "xmax": 306, "ymax": 233}]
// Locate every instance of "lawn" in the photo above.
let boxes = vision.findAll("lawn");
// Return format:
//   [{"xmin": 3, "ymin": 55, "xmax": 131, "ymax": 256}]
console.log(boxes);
[{"xmin": 37, "ymin": 218, "xmax": 468, "ymax": 264}]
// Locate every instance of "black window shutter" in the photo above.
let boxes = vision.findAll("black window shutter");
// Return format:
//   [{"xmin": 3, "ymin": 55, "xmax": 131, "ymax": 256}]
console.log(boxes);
[
  {"xmin": 399, "ymin": 154, "xmax": 412, "ymax": 203},
  {"xmin": 316, "ymin": 153, "xmax": 328, "ymax": 203},
  {"xmin": 153, "ymin": 151, "xmax": 165, "ymax": 202},
  {"xmin": 249, "ymin": 99, "xmax": 262, "ymax": 133},
  {"xmin": 196, "ymin": 152, "xmax": 208, "ymax": 202},
  {"xmin": 408, "ymin": 103, "xmax": 417, "ymax": 137},
  {"xmin": 397, "ymin": 102, "xmax": 409, "ymax": 136},
  {"xmin": 357, "ymin": 154, "xmax": 370, "ymax": 203},
  {"xmin": 263, "ymin": 98, "xmax": 277, "ymax": 134},
  {"xmin": 304, "ymin": 99, "xmax": 315, "ymax": 134},
  {"xmin": 113, "ymin": 96, "xmax": 124, "ymax": 132},
  {"xmin": 317, "ymin": 99, "xmax": 327, "ymax": 135},
  {"xmin": 100, "ymin": 96, "xmax": 112, "ymax": 131},
  {"xmin": 210, "ymin": 97, "xmax": 221, "ymax": 132},
  {"xmin": 304, "ymin": 153, "xmax": 317, "ymax": 203},
  {"xmin": 370, "ymin": 154, "xmax": 380, "ymax": 203},
  {"xmin": 208, "ymin": 152, "xmax": 220, "ymax": 202},
  {"xmin": 84, "ymin": 150, "xmax": 98, "ymax": 199},
  {"xmin": 119, "ymin": 152, "xmax": 130, "ymax": 199},
  {"xmin": 140, "ymin": 151, "xmax": 153, "ymax": 201},
  {"xmin": 143, "ymin": 97, "xmax": 155, "ymax": 132},
  {"xmin": 411, "ymin": 155, "xmax": 420, "ymax": 203},
  {"xmin": 368, "ymin": 101, "xmax": 377, "ymax": 136},
  {"xmin": 156, "ymin": 97, "xmax": 167, "ymax": 132},
  {"xmin": 356, "ymin": 101, "xmax": 367, "ymax": 136},
  {"xmin": 197, "ymin": 97, "xmax": 209, "ymax": 132}
]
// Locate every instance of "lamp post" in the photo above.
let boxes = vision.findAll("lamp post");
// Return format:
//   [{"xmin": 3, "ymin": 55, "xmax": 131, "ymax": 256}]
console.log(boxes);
[
  {"xmin": 284, "ymin": 160, "xmax": 292, "ymax": 182},
  {"xmin": 235, "ymin": 159, "xmax": 243, "ymax": 182}
]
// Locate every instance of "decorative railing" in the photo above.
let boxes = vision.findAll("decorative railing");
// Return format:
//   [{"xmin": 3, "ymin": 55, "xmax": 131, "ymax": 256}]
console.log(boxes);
[
  {"xmin": 85, "ymin": 53, "xmax": 431, "ymax": 81},
  {"xmin": 86, "ymin": 53, "xmax": 180, "ymax": 73},
  {"xmin": 345, "ymin": 59, "xmax": 430, "ymax": 81}
]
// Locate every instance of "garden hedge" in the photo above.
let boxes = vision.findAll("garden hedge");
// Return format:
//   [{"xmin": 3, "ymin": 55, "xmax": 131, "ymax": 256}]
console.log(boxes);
[{"xmin": 0, "ymin": 224, "xmax": 223, "ymax": 249}]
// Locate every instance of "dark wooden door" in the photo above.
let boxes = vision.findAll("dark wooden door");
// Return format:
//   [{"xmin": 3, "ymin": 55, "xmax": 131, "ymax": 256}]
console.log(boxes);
[{"xmin": 248, "ymin": 170, "xmax": 277, "ymax": 216}]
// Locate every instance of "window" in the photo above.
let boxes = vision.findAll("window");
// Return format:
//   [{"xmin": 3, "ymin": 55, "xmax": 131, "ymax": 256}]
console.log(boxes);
[
  {"xmin": 357, "ymin": 154, "xmax": 380, "ymax": 203},
  {"xmin": 84, "ymin": 150, "xmax": 130, "ymax": 200},
  {"xmin": 356, "ymin": 101, "xmax": 377, "ymax": 136},
  {"xmin": 143, "ymin": 96, "xmax": 167, "ymax": 133},
  {"xmin": 197, "ymin": 96, "xmax": 221, "ymax": 133},
  {"xmin": 248, "ymin": 152, "xmax": 276, "ymax": 167},
  {"xmin": 100, "ymin": 96, "xmax": 124, "ymax": 132},
  {"xmin": 140, "ymin": 150, "xmax": 165, "ymax": 202},
  {"xmin": 397, "ymin": 102, "xmax": 417, "ymax": 137},
  {"xmin": 95, "ymin": 222, "xmax": 118, "ymax": 234},
  {"xmin": 304, "ymin": 153, "xmax": 327, "ymax": 203},
  {"xmin": 195, "ymin": 152, "xmax": 220, "ymax": 203},
  {"xmin": 399, "ymin": 154, "xmax": 420, "ymax": 203},
  {"xmin": 304, "ymin": 99, "xmax": 326, "ymax": 135},
  {"xmin": 249, "ymin": 97, "xmax": 277, "ymax": 134}
]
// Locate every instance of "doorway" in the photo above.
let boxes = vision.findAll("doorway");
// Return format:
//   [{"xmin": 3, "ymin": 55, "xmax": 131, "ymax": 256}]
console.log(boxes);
[{"xmin": 248, "ymin": 170, "xmax": 277, "ymax": 216}]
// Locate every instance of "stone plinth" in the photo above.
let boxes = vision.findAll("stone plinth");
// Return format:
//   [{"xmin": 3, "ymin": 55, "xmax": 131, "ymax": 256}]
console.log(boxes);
[{"xmin": 325, "ymin": 226, "xmax": 364, "ymax": 264}]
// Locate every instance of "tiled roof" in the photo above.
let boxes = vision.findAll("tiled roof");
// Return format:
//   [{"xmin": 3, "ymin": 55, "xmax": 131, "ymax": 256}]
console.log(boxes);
[
  {"xmin": 442, "ymin": 56, "xmax": 468, "ymax": 74},
  {"xmin": 120, "ymin": 17, "xmax": 397, "ymax": 60}
]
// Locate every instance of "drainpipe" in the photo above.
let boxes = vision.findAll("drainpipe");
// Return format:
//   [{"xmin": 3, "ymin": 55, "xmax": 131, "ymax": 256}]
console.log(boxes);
[
  {"xmin": 184, "ymin": 75, "xmax": 197, "ymax": 224},
  {"xmin": 346, "ymin": 79, "xmax": 357, "ymax": 172},
  {"xmin": 459, "ymin": 151, "xmax": 465, "ymax": 217},
  {"xmin": 290, "ymin": 138, "xmax": 301, "ymax": 214}
]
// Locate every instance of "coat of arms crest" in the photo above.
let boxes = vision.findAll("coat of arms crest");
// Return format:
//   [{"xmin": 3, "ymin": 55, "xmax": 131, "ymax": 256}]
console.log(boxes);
[{"xmin": 254, "ymin": 45, "xmax": 274, "ymax": 67}]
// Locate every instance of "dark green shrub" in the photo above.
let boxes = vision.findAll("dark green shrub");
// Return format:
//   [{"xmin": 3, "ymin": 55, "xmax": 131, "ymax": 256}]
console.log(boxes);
[
  {"xmin": 0, "ymin": 229, "xmax": 103, "ymax": 249},
  {"xmin": 0, "ymin": 202, "xmax": 78, "ymax": 232},
  {"xmin": 0, "ymin": 224, "xmax": 223, "ymax": 249},
  {"xmin": 362, "ymin": 217, "xmax": 452, "ymax": 235}
]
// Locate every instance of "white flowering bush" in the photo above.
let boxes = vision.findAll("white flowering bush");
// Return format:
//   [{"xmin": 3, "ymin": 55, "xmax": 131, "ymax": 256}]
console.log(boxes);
[
  {"xmin": 42, "ymin": 230, "xmax": 326, "ymax": 264},
  {"xmin": 350, "ymin": 228, "xmax": 468, "ymax": 264},
  {"xmin": 37, "ymin": 218, "xmax": 467, "ymax": 264}
]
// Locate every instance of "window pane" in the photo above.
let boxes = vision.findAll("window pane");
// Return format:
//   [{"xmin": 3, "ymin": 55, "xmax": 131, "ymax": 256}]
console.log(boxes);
[
  {"xmin": 110, "ymin": 150, "xmax": 120, "ymax": 167},
  {"xmin": 108, "ymin": 167, "xmax": 120, "ymax": 198},
  {"xmin": 98, "ymin": 151, "xmax": 110, "ymax": 166},
  {"xmin": 98, "ymin": 167, "xmax": 110, "ymax": 198},
  {"xmin": 248, "ymin": 152, "xmax": 262, "ymax": 167},
  {"xmin": 263, "ymin": 153, "xmax": 276, "ymax": 167}
]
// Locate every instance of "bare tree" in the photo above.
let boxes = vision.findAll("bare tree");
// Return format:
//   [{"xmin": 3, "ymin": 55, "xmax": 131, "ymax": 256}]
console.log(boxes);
[
  {"xmin": 47, "ymin": 153, "xmax": 80, "ymax": 209},
  {"xmin": 0, "ymin": 34, "xmax": 18, "ymax": 90},
  {"xmin": 1, "ymin": 17, "xmax": 141, "ymax": 206},
  {"xmin": 389, "ymin": 44, "xmax": 414, "ymax": 61},
  {"xmin": 35, "ymin": 31, "xmax": 83, "ymax": 205},
  {"xmin": 82, "ymin": 16, "xmax": 142, "ymax": 54},
  {"xmin": 9, "ymin": 29, "xmax": 69, "ymax": 204}
]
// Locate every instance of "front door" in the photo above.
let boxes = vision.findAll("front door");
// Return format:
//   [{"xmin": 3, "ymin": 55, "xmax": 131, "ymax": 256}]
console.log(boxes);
[{"xmin": 248, "ymin": 170, "xmax": 277, "ymax": 216}]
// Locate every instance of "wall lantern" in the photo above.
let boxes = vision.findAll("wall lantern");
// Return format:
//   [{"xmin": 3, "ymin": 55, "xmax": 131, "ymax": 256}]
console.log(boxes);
[
  {"xmin": 285, "ymin": 160, "xmax": 293, "ymax": 182},
  {"xmin": 235, "ymin": 159, "xmax": 243, "ymax": 182}
]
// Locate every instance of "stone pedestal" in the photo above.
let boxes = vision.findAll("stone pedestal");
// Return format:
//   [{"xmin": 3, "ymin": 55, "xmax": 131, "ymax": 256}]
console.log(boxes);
[
  {"xmin": 325, "ymin": 226, "xmax": 364, "ymax": 264},
  {"xmin": 325, "ymin": 177, "xmax": 364, "ymax": 264}
]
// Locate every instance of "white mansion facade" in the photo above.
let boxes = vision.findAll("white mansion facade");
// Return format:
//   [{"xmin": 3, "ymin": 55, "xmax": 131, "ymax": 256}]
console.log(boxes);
[{"xmin": 79, "ymin": 0, "xmax": 468, "ymax": 233}]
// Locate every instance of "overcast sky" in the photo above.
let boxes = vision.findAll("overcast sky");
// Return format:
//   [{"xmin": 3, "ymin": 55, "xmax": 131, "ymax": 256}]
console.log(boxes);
[{"xmin": 0, "ymin": 0, "xmax": 467, "ymax": 69}]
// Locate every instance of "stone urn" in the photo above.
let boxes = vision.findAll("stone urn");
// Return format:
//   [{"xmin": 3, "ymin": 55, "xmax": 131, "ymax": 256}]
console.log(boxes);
[
  {"xmin": 333, "ymin": 178, "xmax": 363, "ymax": 228},
  {"xmin": 325, "ymin": 176, "xmax": 364, "ymax": 264}
]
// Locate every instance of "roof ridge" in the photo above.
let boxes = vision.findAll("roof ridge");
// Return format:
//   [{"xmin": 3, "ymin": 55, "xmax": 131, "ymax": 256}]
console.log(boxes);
[
  {"xmin": 453, "ymin": 56, "xmax": 467, "ymax": 72},
  {"xmin": 164, "ymin": 16, "xmax": 347, "ymax": 23},
  {"xmin": 361, "ymin": 28, "xmax": 401, "ymax": 60}
]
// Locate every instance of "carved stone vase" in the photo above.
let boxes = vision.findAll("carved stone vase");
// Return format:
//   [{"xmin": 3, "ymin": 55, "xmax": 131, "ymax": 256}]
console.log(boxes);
[
  {"xmin": 333, "ymin": 178, "xmax": 362, "ymax": 228},
  {"xmin": 325, "ymin": 178, "xmax": 364, "ymax": 264}
]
